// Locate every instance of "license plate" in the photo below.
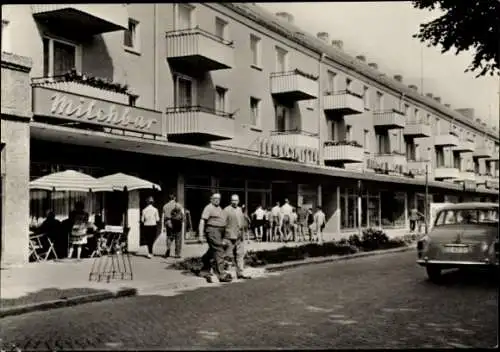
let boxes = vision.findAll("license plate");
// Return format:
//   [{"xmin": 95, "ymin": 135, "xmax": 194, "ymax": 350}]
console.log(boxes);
[{"xmin": 443, "ymin": 246, "xmax": 469, "ymax": 254}]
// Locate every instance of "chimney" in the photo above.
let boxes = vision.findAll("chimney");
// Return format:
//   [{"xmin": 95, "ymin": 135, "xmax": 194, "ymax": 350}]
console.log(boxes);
[
  {"xmin": 425, "ymin": 93, "xmax": 433, "ymax": 98},
  {"xmin": 476, "ymin": 118, "xmax": 482, "ymax": 124},
  {"xmin": 455, "ymin": 108, "xmax": 475, "ymax": 119},
  {"xmin": 408, "ymin": 84, "xmax": 418, "ymax": 91},
  {"xmin": 317, "ymin": 32, "xmax": 329, "ymax": 42},
  {"xmin": 393, "ymin": 74, "xmax": 403, "ymax": 82},
  {"xmin": 444, "ymin": 103, "xmax": 451, "ymax": 108},
  {"xmin": 331, "ymin": 40, "xmax": 344, "ymax": 50},
  {"xmin": 275, "ymin": 12, "xmax": 294, "ymax": 23},
  {"xmin": 356, "ymin": 55, "xmax": 366, "ymax": 62},
  {"xmin": 368, "ymin": 62, "xmax": 378, "ymax": 70},
  {"xmin": 433, "ymin": 96, "xmax": 441, "ymax": 103}
]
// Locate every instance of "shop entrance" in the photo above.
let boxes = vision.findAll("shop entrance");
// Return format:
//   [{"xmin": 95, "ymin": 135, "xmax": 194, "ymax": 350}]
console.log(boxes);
[{"xmin": 271, "ymin": 181, "xmax": 297, "ymax": 206}]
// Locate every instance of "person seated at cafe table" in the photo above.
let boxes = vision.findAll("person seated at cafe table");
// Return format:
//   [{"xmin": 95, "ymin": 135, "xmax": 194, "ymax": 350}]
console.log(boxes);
[
  {"xmin": 34, "ymin": 210, "xmax": 61, "ymax": 256},
  {"xmin": 68, "ymin": 201, "xmax": 97, "ymax": 260}
]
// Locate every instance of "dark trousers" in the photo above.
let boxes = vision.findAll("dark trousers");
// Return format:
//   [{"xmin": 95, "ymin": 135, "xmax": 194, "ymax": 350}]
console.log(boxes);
[
  {"xmin": 410, "ymin": 220, "xmax": 417, "ymax": 232},
  {"xmin": 142, "ymin": 225, "xmax": 158, "ymax": 254},
  {"xmin": 166, "ymin": 226, "xmax": 182, "ymax": 257},
  {"xmin": 201, "ymin": 226, "xmax": 225, "ymax": 279}
]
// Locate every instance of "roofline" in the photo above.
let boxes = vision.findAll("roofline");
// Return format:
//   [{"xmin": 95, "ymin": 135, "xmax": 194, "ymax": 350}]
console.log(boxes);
[{"xmin": 223, "ymin": 3, "xmax": 499, "ymax": 142}]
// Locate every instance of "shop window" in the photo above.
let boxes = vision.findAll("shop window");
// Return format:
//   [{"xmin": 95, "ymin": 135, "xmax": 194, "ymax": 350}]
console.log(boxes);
[
  {"xmin": 217, "ymin": 177, "xmax": 245, "ymax": 190},
  {"xmin": 247, "ymin": 180, "xmax": 270, "ymax": 190},
  {"xmin": 43, "ymin": 37, "xmax": 81, "ymax": 77},
  {"xmin": 185, "ymin": 175, "xmax": 211, "ymax": 187},
  {"xmin": 367, "ymin": 194, "xmax": 380, "ymax": 228},
  {"xmin": 380, "ymin": 191, "xmax": 405, "ymax": 228},
  {"xmin": 340, "ymin": 188, "xmax": 357, "ymax": 229}
]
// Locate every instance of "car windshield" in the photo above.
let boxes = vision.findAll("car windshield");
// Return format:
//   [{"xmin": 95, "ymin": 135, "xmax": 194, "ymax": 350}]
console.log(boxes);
[{"xmin": 434, "ymin": 208, "xmax": 499, "ymax": 226}]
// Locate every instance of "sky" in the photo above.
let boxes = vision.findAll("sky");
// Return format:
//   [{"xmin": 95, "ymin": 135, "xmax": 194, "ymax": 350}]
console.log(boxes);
[{"xmin": 258, "ymin": 1, "xmax": 499, "ymax": 130}]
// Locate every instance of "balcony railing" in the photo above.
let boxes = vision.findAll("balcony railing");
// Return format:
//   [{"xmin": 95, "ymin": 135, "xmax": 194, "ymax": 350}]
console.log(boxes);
[
  {"xmin": 323, "ymin": 90, "xmax": 364, "ymax": 115},
  {"xmin": 373, "ymin": 109, "xmax": 405, "ymax": 129},
  {"xmin": 433, "ymin": 133, "xmax": 459, "ymax": 148},
  {"xmin": 486, "ymin": 151, "xmax": 500, "ymax": 161},
  {"xmin": 31, "ymin": 72, "xmax": 130, "ymax": 105},
  {"xmin": 31, "ymin": 5, "xmax": 128, "ymax": 35},
  {"xmin": 407, "ymin": 159, "xmax": 430, "ymax": 178},
  {"xmin": 323, "ymin": 141, "xmax": 364, "ymax": 164},
  {"xmin": 269, "ymin": 129, "xmax": 319, "ymax": 150},
  {"xmin": 454, "ymin": 171, "xmax": 476, "ymax": 182},
  {"xmin": 165, "ymin": 27, "xmax": 234, "ymax": 71},
  {"xmin": 270, "ymin": 69, "xmax": 319, "ymax": 101},
  {"xmin": 486, "ymin": 177, "xmax": 500, "ymax": 190},
  {"xmin": 434, "ymin": 166, "xmax": 460, "ymax": 180},
  {"xmin": 452, "ymin": 139, "xmax": 475, "ymax": 153},
  {"xmin": 166, "ymin": 105, "xmax": 235, "ymax": 142},
  {"xmin": 403, "ymin": 120, "xmax": 432, "ymax": 138},
  {"xmin": 374, "ymin": 152, "xmax": 407, "ymax": 172}
]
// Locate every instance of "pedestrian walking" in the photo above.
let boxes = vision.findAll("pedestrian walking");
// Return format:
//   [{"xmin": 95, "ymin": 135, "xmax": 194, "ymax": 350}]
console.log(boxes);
[
  {"xmin": 409, "ymin": 207, "xmax": 423, "ymax": 233},
  {"xmin": 253, "ymin": 205, "xmax": 266, "ymax": 242},
  {"xmin": 270, "ymin": 202, "xmax": 281, "ymax": 242},
  {"xmin": 141, "ymin": 196, "xmax": 160, "ymax": 259},
  {"xmin": 265, "ymin": 207, "xmax": 273, "ymax": 242},
  {"xmin": 280, "ymin": 199, "xmax": 293, "ymax": 242},
  {"xmin": 290, "ymin": 207, "xmax": 298, "ymax": 242},
  {"xmin": 296, "ymin": 206, "xmax": 308, "ymax": 242},
  {"xmin": 162, "ymin": 194, "xmax": 184, "ymax": 258},
  {"xmin": 241, "ymin": 204, "xmax": 251, "ymax": 244},
  {"xmin": 307, "ymin": 208, "xmax": 314, "ymax": 242},
  {"xmin": 313, "ymin": 206, "xmax": 326, "ymax": 244},
  {"xmin": 196, "ymin": 193, "xmax": 232, "ymax": 283},
  {"xmin": 223, "ymin": 194, "xmax": 252, "ymax": 280}
]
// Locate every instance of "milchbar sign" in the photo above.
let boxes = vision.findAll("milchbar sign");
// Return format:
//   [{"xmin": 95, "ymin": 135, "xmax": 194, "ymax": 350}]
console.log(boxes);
[{"xmin": 32, "ymin": 87, "xmax": 163, "ymax": 135}]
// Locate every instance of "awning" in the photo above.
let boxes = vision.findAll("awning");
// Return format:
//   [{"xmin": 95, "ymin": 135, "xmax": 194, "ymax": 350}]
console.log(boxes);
[
  {"xmin": 29, "ymin": 169, "xmax": 113, "ymax": 192},
  {"xmin": 98, "ymin": 172, "xmax": 161, "ymax": 192}
]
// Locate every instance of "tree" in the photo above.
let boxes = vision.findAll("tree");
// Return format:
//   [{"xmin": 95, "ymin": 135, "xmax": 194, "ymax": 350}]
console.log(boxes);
[{"xmin": 412, "ymin": 0, "xmax": 500, "ymax": 77}]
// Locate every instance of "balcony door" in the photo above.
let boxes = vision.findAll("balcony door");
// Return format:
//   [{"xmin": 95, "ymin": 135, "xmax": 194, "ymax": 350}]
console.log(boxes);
[
  {"xmin": 406, "ymin": 139, "xmax": 416, "ymax": 160},
  {"xmin": 43, "ymin": 37, "xmax": 81, "ymax": 77},
  {"xmin": 176, "ymin": 4, "xmax": 194, "ymax": 30},
  {"xmin": 275, "ymin": 46, "xmax": 288, "ymax": 72},
  {"xmin": 436, "ymin": 148, "xmax": 445, "ymax": 167},
  {"xmin": 174, "ymin": 74, "xmax": 195, "ymax": 108},
  {"xmin": 376, "ymin": 132, "xmax": 390, "ymax": 154},
  {"xmin": 275, "ymin": 103, "xmax": 291, "ymax": 132}
]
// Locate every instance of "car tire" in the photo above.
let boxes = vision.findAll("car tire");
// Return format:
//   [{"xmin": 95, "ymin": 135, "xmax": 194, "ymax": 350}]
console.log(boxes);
[{"xmin": 426, "ymin": 265, "xmax": 442, "ymax": 283}]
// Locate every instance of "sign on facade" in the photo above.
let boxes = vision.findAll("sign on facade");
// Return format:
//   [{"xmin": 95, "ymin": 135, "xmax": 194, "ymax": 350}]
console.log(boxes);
[
  {"xmin": 258, "ymin": 138, "xmax": 319, "ymax": 164},
  {"xmin": 32, "ymin": 87, "xmax": 163, "ymax": 136}
]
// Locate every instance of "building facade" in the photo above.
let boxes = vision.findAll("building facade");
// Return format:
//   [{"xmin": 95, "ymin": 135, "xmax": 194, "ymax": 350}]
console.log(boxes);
[{"xmin": 1, "ymin": 3, "xmax": 499, "ymax": 266}]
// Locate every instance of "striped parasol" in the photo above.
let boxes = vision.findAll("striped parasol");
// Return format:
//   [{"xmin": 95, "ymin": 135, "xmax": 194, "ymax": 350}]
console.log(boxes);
[
  {"xmin": 98, "ymin": 173, "xmax": 161, "ymax": 191},
  {"xmin": 29, "ymin": 170, "xmax": 113, "ymax": 192}
]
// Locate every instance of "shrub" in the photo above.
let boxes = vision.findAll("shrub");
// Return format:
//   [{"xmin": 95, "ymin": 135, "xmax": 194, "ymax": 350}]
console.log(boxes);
[
  {"xmin": 361, "ymin": 228, "xmax": 389, "ymax": 251},
  {"xmin": 348, "ymin": 234, "xmax": 362, "ymax": 248}
]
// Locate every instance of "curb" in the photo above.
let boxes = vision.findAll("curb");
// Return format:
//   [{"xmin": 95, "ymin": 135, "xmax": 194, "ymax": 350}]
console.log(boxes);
[
  {"xmin": 0, "ymin": 288, "xmax": 137, "ymax": 319},
  {"xmin": 265, "ymin": 245, "xmax": 416, "ymax": 273}
]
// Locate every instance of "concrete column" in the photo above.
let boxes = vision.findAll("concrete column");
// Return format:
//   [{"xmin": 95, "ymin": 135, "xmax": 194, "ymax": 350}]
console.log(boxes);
[
  {"xmin": 127, "ymin": 191, "xmax": 140, "ymax": 252},
  {"xmin": 1, "ymin": 53, "xmax": 33, "ymax": 267},
  {"xmin": 323, "ymin": 185, "xmax": 340, "ymax": 241}
]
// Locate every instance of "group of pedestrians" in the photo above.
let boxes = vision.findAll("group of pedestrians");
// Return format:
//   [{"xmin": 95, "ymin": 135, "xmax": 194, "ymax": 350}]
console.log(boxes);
[{"xmin": 249, "ymin": 200, "xmax": 326, "ymax": 244}]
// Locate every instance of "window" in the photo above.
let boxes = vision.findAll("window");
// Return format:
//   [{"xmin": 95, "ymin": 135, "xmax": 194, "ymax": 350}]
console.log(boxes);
[
  {"xmin": 174, "ymin": 74, "xmax": 194, "ymax": 107},
  {"xmin": 363, "ymin": 86, "xmax": 369, "ymax": 109},
  {"xmin": 275, "ymin": 46, "xmax": 288, "ymax": 72},
  {"xmin": 453, "ymin": 152, "xmax": 461, "ymax": 169},
  {"xmin": 275, "ymin": 103, "xmax": 290, "ymax": 131},
  {"xmin": 250, "ymin": 97, "xmax": 261, "ymax": 127},
  {"xmin": 434, "ymin": 208, "xmax": 498, "ymax": 226},
  {"xmin": 124, "ymin": 18, "xmax": 140, "ymax": 51},
  {"xmin": 436, "ymin": 118, "xmax": 441, "ymax": 135},
  {"xmin": 345, "ymin": 125, "xmax": 352, "ymax": 141},
  {"xmin": 330, "ymin": 120, "xmax": 342, "ymax": 141},
  {"xmin": 1, "ymin": 20, "xmax": 10, "ymax": 53},
  {"xmin": 215, "ymin": 86, "xmax": 227, "ymax": 112},
  {"xmin": 363, "ymin": 129, "xmax": 370, "ymax": 151},
  {"xmin": 176, "ymin": 4, "xmax": 194, "ymax": 30},
  {"xmin": 250, "ymin": 34, "xmax": 261, "ymax": 67},
  {"xmin": 326, "ymin": 71, "xmax": 336, "ymax": 93},
  {"xmin": 346, "ymin": 78, "xmax": 352, "ymax": 91},
  {"xmin": 215, "ymin": 17, "xmax": 228, "ymax": 40},
  {"xmin": 414, "ymin": 108, "xmax": 419, "ymax": 122},
  {"xmin": 380, "ymin": 191, "xmax": 406, "ymax": 227},
  {"xmin": 426, "ymin": 114, "xmax": 431, "ymax": 125},
  {"xmin": 406, "ymin": 140, "xmax": 416, "ymax": 160},
  {"xmin": 42, "ymin": 37, "xmax": 81, "ymax": 77},
  {"xmin": 436, "ymin": 148, "xmax": 445, "ymax": 167},
  {"xmin": 375, "ymin": 91, "xmax": 383, "ymax": 110},
  {"xmin": 376, "ymin": 132, "xmax": 390, "ymax": 154}
]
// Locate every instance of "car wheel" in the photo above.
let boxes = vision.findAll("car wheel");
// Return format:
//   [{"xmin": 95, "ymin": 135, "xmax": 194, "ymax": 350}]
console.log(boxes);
[{"xmin": 426, "ymin": 265, "xmax": 442, "ymax": 283}]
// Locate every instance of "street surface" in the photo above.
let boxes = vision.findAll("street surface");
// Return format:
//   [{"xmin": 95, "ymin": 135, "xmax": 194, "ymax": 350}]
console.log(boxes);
[{"xmin": 1, "ymin": 251, "xmax": 497, "ymax": 350}]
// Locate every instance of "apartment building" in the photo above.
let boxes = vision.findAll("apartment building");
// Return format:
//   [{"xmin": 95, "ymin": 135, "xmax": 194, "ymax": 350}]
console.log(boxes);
[{"xmin": 1, "ymin": 3, "xmax": 499, "ymax": 265}]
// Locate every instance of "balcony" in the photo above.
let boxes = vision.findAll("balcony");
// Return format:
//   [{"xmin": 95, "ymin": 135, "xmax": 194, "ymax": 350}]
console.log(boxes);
[
  {"xmin": 31, "ymin": 4, "xmax": 128, "ymax": 35},
  {"xmin": 373, "ymin": 109, "xmax": 405, "ymax": 130},
  {"xmin": 366, "ymin": 152, "xmax": 407, "ymax": 175},
  {"xmin": 166, "ymin": 106, "xmax": 235, "ymax": 143},
  {"xmin": 407, "ymin": 160, "xmax": 430, "ymax": 178},
  {"xmin": 32, "ymin": 73, "xmax": 129, "ymax": 105},
  {"xmin": 452, "ymin": 139, "xmax": 475, "ymax": 153},
  {"xmin": 433, "ymin": 133, "xmax": 459, "ymax": 148},
  {"xmin": 165, "ymin": 28, "xmax": 234, "ymax": 72},
  {"xmin": 323, "ymin": 141, "xmax": 364, "ymax": 164},
  {"xmin": 475, "ymin": 174, "xmax": 487, "ymax": 186},
  {"xmin": 473, "ymin": 145, "xmax": 493, "ymax": 159},
  {"xmin": 486, "ymin": 151, "xmax": 500, "ymax": 161},
  {"xmin": 270, "ymin": 70, "xmax": 318, "ymax": 101},
  {"xmin": 454, "ymin": 171, "xmax": 476, "ymax": 182},
  {"xmin": 268, "ymin": 129, "xmax": 319, "ymax": 150},
  {"xmin": 403, "ymin": 121, "xmax": 432, "ymax": 138},
  {"xmin": 434, "ymin": 167, "xmax": 460, "ymax": 180},
  {"xmin": 323, "ymin": 90, "xmax": 364, "ymax": 115}
]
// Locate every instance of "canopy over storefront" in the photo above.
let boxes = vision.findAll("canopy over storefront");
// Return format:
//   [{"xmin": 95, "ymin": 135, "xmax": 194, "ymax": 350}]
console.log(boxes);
[
  {"xmin": 29, "ymin": 169, "xmax": 113, "ymax": 192},
  {"xmin": 98, "ymin": 172, "xmax": 161, "ymax": 192}
]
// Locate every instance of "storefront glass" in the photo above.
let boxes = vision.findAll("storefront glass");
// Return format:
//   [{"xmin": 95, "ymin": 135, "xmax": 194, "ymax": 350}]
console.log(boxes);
[
  {"xmin": 340, "ymin": 187, "xmax": 381, "ymax": 230},
  {"xmin": 380, "ymin": 191, "xmax": 406, "ymax": 228},
  {"xmin": 340, "ymin": 188, "xmax": 358, "ymax": 229}
]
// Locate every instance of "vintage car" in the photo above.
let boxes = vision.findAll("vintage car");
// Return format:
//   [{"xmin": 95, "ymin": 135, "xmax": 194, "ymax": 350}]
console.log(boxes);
[{"xmin": 417, "ymin": 202, "xmax": 499, "ymax": 282}]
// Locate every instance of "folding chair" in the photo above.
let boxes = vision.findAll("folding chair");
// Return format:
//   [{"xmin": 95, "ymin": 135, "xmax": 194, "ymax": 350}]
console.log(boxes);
[
  {"xmin": 42, "ymin": 235, "xmax": 58, "ymax": 261},
  {"xmin": 29, "ymin": 234, "xmax": 43, "ymax": 262}
]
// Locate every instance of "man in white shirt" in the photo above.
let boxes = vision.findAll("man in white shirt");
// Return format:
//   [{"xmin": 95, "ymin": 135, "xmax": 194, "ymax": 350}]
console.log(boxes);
[
  {"xmin": 270, "ymin": 202, "xmax": 282, "ymax": 241},
  {"xmin": 141, "ymin": 196, "xmax": 160, "ymax": 258},
  {"xmin": 280, "ymin": 199, "xmax": 293, "ymax": 242},
  {"xmin": 313, "ymin": 205, "xmax": 326, "ymax": 244},
  {"xmin": 253, "ymin": 205, "xmax": 266, "ymax": 242}
]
